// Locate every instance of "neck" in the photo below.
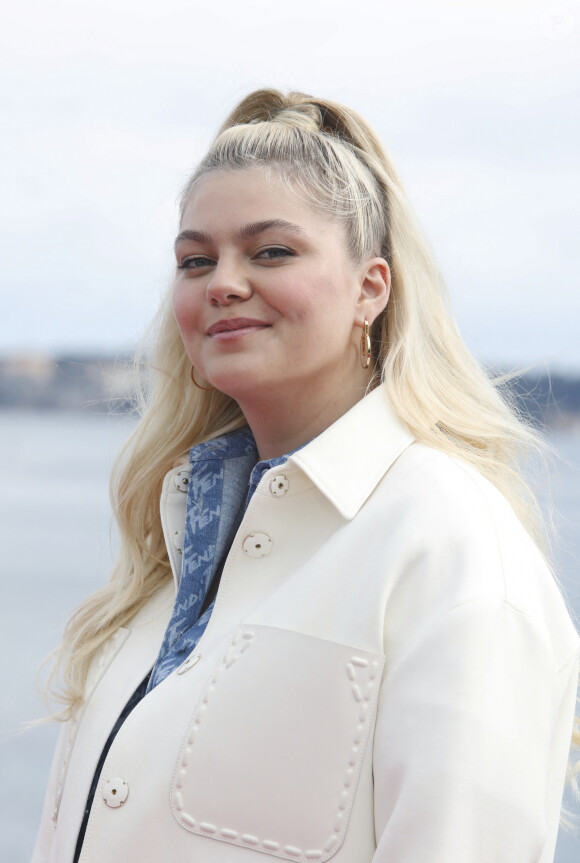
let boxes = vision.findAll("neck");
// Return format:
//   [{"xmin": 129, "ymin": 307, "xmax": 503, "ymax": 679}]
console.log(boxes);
[{"xmin": 237, "ymin": 367, "xmax": 376, "ymax": 460}]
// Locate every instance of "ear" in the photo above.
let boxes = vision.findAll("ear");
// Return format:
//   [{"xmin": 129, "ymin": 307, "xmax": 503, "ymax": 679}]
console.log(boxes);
[{"xmin": 355, "ymin": 257, "xmax": 390, "ymax": 325}]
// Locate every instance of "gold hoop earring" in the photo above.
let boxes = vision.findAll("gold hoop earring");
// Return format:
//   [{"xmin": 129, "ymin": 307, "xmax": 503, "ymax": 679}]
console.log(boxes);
[
  {"xmin": 190, "ymin": 365, "xmax": 213, "ymax": 391},
  {"xmin": 360, "ymin": 319, "xmax": 371, "ymax": 369}
]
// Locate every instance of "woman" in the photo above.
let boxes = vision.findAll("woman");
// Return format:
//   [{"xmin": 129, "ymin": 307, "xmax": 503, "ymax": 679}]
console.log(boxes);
[{"xmin": 34, "ymin": 89, "xmax": 578, "ymax": 863}]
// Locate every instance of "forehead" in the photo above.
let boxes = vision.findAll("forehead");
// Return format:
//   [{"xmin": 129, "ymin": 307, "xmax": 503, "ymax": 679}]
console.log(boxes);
[{"xmin": 180, "ymin": 166, "xmax": 332, "ymax": 230}]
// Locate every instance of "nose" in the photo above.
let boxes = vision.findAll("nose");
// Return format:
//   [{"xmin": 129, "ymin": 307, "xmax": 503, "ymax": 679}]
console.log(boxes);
[{"xmin": 206, "ymin": 259, "xmax": 252, "ymax": 306}]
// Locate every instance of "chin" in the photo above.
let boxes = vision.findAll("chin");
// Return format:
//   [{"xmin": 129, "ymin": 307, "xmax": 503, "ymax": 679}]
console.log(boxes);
[{"xmin": 213, "ymin": 369, "xmax": 277, "ymax": 402}]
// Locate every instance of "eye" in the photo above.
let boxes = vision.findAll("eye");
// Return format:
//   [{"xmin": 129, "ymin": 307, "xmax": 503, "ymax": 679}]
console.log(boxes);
[
  {"xmin": 177, "ymin": 255, "xmax": 215, "ymax": 270},
  {"xmin": 255, "ymin": 246, "xmax": 295, "ymax": 262}
]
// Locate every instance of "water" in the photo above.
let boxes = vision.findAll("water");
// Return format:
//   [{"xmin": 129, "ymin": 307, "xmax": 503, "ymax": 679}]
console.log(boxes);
[
  {"xmin": 1, "ymin": 411, "xmax": 579, "ymax": 861},
  {"xmin": 0, "ymin": 410, "xmax": 136, "ymax": 862}
]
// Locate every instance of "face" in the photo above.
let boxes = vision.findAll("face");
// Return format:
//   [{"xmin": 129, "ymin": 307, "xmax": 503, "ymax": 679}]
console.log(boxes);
[{"xmin": 172, "ymin": 167, "xmax": 387, "ymax": 407}]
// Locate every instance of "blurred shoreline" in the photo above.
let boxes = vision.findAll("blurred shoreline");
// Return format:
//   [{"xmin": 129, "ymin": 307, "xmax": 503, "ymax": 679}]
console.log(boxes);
[{"xmin": 1, "ymin": 352, "xmax": 580, "ymax": 432}]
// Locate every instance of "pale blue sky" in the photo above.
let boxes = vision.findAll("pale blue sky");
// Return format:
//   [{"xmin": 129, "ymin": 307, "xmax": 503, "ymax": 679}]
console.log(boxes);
[{"xmin": 1, "ymin": 0, "xmax": 578, "ymax": 370}]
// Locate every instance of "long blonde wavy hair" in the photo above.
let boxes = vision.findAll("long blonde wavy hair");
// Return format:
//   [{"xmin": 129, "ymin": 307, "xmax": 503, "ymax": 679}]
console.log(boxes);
[{"xmin": 44, "ymin": 89, "xmax": 579, "ymax": 767}]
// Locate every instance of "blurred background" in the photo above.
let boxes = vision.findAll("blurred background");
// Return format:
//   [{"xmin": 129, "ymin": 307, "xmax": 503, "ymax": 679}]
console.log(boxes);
[{"xmin": 1, "ymin": 0, "xmax": 579, "ymax": 860}]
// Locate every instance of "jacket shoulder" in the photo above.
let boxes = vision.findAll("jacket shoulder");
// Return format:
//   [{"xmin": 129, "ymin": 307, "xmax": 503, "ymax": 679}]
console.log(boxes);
[
  {"xmin": 383, "ymin": 441, "xmax": 533, "ymax": 556},
  {"xmin": 372, "ymin": 443, "xmax": 579, "ymax": 667}
]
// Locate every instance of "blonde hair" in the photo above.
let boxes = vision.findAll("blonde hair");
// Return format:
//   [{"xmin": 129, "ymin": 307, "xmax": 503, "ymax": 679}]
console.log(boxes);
[{"xmin": 45, "ymin": 90, "xmax": 578, "ymax": 776}]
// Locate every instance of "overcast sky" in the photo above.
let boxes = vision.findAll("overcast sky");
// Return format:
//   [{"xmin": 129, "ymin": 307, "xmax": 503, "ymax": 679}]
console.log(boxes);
[{"xmin": 1, "ymin": 0, "xmax": 578, "ymax": 371}]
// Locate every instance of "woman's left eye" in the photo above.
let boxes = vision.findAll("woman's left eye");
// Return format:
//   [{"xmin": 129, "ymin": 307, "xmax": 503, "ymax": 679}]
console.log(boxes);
[{"xmin": 255, "ymin": 246, "xmax": 294, "ymax": 261}]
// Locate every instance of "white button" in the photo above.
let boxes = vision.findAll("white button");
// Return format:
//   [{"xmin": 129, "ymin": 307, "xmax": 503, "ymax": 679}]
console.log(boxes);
[
  {"xmin": 103, "ymin": 777, "xmax": 129, "ymax": 808},
  {"xmin": 269, "ymin": 474, "xmax": 289, "ymax": 496},
  {"xmin": 177, "ymin": 653, "xmax": 202, "ymax": 675},
  {"xmin": 172, "ymin": 528, "xmax": 184, "ymax": 554},
  {"xmin": 174, "ymin": 470, "xmax": 190, "ymax": 492},
  {"xmin": 242, "ymin": 532, "xmax": 272, "ymax": 558}
]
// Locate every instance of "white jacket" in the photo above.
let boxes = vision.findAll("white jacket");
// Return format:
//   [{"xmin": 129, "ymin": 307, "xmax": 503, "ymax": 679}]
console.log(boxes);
[{"xmin": 33, "ymin": 387, "xmax": 579, "ymax": 863}]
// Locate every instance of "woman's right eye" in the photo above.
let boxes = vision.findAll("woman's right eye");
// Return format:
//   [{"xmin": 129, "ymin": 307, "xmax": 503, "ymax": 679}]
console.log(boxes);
[{"xmin": 177, "ymin": 256, "xmax": 215, "ymax": 270}]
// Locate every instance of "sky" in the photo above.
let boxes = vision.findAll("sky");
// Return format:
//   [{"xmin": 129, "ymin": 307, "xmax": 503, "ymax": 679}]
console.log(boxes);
[{"xmin": 1, "ymin": 0, "xmax": 579, "ymax": 372}]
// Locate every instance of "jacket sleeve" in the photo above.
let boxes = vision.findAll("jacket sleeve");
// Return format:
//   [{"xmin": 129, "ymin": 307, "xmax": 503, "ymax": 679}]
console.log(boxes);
[{"xmin": 371, "ymin": 596, "xmax": 579, "ymax": 863}]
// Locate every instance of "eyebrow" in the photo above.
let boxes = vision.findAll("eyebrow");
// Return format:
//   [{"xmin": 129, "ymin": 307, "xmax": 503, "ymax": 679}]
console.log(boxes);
[{"xmin": 173, "ymin": 219, "xmax": 307, "ymax": 251}]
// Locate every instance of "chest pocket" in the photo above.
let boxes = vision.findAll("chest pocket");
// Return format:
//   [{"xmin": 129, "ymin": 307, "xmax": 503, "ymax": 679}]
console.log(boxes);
[{"xmin": 170, "ymin": 624, "xmax": 384, "ymax": 861}]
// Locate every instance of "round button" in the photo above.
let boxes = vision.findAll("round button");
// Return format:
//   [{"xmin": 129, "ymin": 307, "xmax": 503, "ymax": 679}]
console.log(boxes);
[
  {"xmin": 174, "ymin": 470, "xmax": 190, "ymax": 492},
  {"xmin": 242, "ymin": 532, "xmax": 272, "ymax": 558},
  {"xmin": 103, "ymin": 777, "xmax": 129, "ymax": 808},
  {"xmin": 177, "ymin": 653, "xmax": 202, "ymax": 675},
  {"xmin": 172, "ymin": 528, "xmax": 184, "ymax": 554},
  {"xmin": 269, "ymin": 474, "xmax": 289, "ymax": 497}
]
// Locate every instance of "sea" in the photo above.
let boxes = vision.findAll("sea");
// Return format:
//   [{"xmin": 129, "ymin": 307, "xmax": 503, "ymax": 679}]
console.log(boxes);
[{"xmin": 1, "ymin": 410, "xmax": 579, "ymax": 862}]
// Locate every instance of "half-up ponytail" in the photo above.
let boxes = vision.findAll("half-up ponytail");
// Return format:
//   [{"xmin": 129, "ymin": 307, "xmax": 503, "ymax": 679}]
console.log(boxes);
[{"xmin": 218, "ymin": 89, "xmax": 388, "ymax": 166}]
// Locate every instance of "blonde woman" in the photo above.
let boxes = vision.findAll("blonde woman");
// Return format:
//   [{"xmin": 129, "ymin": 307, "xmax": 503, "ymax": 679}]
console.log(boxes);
[{"xmin": 34, "ymin": 89, "xmax": 578, "ymax": 863}]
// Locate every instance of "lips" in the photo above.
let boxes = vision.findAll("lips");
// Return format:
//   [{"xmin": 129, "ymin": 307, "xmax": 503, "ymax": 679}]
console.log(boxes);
[{"xmin": 207, "ymin": 318, "xmax": 270, "ymax": 335}]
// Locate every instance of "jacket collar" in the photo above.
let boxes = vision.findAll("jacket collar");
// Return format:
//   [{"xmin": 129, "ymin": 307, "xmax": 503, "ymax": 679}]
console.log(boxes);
[{"xmin": 289, "ymin": 385, "xmax": 415, "ymax": 521}]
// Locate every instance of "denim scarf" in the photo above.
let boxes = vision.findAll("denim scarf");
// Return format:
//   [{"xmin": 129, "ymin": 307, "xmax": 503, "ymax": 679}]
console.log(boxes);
[{"xmin": 148, "ymin": 426, "xmax": 293, "ymax": 690}]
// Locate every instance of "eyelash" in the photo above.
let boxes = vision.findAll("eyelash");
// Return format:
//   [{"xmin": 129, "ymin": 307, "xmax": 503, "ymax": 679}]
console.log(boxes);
[
  {"xmin": 177, "ymin": 246, "xmax": 295, "ymax": 270},
  {"xmin": 178, "ymin": 256, "xmax": 213, "ymax": 270},
  {"xmin": 258, "ymin": 246, "xmax": 294, "ymax": 260}
]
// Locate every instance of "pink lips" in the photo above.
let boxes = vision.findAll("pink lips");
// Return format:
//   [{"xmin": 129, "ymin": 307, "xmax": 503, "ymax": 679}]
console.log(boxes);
[{"xmin": 207, "ymin": 317, "xmax": 270, "ymax": 337}]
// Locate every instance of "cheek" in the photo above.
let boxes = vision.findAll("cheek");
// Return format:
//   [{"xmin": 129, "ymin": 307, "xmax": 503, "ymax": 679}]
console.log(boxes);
[
  {"xmin": 288, "ymin": 277, "xmax": 349, "ymax": 326},
  {"xmin": 172, "ymin": 283, "xmax": 199, "ymax": 335},
  {"xmin": 277, "ymin": 274, "xmax": 336, "ymax": 324}
]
